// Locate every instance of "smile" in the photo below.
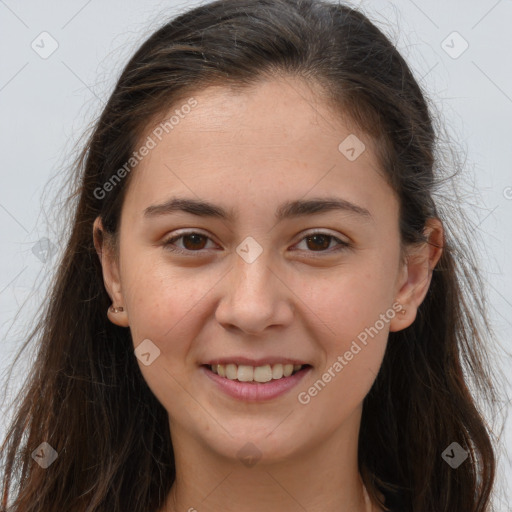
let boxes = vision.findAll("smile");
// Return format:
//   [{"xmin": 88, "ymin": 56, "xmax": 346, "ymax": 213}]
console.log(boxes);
[
  {"xmin": 201, "ymin": 363, "xmax": 312, "ymax": 401},
  {"xmin": 209, "ymin": 363, "xmax": 305, "ymax": 383}
]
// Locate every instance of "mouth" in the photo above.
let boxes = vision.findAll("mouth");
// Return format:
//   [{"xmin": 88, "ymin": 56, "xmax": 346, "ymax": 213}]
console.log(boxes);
[
  {"xmin": 201, "ymin": 361, "xmax": 312, "ymax": 401},
  {"xmin": 202, "ymin": 362, "xmax": 311, "ymax": 384}
]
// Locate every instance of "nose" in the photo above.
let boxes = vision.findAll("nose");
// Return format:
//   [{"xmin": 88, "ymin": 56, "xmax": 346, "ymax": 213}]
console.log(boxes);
[{"xmin": 215, "ymin": 250, "xmax": 294, "ymax": 336}]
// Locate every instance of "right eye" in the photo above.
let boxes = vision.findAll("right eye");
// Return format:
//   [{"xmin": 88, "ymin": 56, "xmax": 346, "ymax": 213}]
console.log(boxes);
[{"xmin": 162, "ymin": 231, "xmax": 218, "ymax": 254}]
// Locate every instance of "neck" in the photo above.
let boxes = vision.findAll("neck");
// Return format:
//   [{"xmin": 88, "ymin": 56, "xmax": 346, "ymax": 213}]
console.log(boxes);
[{"xmin": 160, "ymin": 409, "xmax": 376, "ymax": 512}]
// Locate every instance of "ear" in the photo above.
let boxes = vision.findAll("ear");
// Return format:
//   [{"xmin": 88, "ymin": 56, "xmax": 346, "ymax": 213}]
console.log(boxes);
[
  {"xmin": 389, "ymin": 218, "xmax": 444, "ymax": 332},
  {"xmin": 93, "ymin": 216, "xmax": 129, "ymax": 327}
]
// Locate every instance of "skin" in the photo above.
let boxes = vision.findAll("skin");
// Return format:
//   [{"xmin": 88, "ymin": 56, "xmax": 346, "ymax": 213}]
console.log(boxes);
[{"xmin": 93, "ymin": 76, "xmax": 443, "ymax": 512}]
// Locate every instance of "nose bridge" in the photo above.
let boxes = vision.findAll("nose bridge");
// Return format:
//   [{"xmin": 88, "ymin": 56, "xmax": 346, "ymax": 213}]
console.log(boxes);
[
  {"xmin": 232, "ymin": 233, "xmax": 274, "ymax": 294},
  {"xmin": 233, "ymin": 249, "xmax": 273, "ymax": 298},
  {"xmin": 215, "ymin": 241, "xmax": 292, "ymax": 334}
]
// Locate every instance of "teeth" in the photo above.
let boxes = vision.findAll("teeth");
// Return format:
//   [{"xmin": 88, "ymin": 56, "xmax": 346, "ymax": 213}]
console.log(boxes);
[
  {"xmin": 237, "ymin": 365, "xmax": 254, "ymax": 382},
  {"xmin": 209, "ymin": 362, "xmax": 305, "ymax": 382},
  {"xmin": 272, "ymin": 364, "xmax": 283, "ymax": 379},
  {"xmin": 284, "ymin": 364, "xmax": 295, "ymax": 377},
  {"xmin": 226, "ymin": 363, "xmax": 237, "ymax": 380},
  {"xmin": 253, "ymin": 365, "xmax": 272, "ymax": 382}
]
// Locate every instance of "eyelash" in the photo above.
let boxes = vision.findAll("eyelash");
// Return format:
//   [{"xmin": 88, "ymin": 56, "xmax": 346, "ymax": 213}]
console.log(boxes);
[{"xmin": 162, "ymin": 230, "xmax": 351, "ymax": 256}]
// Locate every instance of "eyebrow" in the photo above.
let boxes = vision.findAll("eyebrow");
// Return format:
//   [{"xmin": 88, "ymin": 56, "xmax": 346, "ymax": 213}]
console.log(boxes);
[{"xmin": 143, "ymin": 196, "xmax": 373, "ymax": 222}]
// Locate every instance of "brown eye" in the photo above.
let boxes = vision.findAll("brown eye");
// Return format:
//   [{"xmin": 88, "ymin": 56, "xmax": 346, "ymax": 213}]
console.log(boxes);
[
  {"xmin": 163, "ymin": 232, "xmax": 215, "ymax": 254},
  {"xmin": 305, "ymin": 234, "xmax": 332, "ymax": 251},
  {"xmin": 295, "ymin": 231, "xmax": 350, "ymax": 254},
  {"xmin": 163, "ymin": 230, "xmax": 350, "ymax": 256},
  {"xmin": 180, "ymin": 233, "xmax": 208, "ymax": 250}
]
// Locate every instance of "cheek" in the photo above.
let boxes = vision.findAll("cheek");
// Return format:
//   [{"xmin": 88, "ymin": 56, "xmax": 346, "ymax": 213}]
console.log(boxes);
[
  {"xmin": 301, "ymin": 255, "xmax": 398, "ymax": 342},
  {"xmin": 296, "ymin": 272, "xmax": 391, "ymax": 422},
  {"xmin": 120, "ymin": 256, "xmax": 215, "ymax": 419},
  {"xmin": 120, "ymin": 253, "xmax": 207, "ymax": 348},
  {"xmin": 294, "ymin": 256, "xmax": 396, "ymax": 398}
]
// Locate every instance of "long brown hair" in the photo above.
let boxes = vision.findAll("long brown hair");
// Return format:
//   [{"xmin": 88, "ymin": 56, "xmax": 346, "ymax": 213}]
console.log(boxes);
[{"xmin": 0, "ymin": 1, "xmax": 500, "ymax": 510}]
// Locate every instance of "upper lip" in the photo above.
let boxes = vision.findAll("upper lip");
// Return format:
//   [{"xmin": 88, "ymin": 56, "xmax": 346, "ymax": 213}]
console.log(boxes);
[{"xmin": 203, "ymin": 357, "xmax": 310, "ymax": 367}]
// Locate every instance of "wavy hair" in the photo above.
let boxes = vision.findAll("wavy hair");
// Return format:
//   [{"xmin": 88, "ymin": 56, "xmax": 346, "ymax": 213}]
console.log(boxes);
[{"xmin": 0, "ymin": 1, "xmax": 500, "ymax": 510}]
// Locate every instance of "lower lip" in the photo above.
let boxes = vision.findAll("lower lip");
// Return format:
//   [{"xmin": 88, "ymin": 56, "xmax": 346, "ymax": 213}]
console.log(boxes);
[{"xmin": 201, "ymin": 365, "xmax": 311, "ymax": 402}]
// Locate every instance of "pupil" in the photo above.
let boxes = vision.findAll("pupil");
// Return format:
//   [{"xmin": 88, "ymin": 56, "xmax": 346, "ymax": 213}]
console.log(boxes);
[
  {"xmin": 307, "ymin": 235, "xmax": 330, "ymax": 251},
  {"xmin": 183, "ymin": 234, "xmax": 206, "ymax": 250}
]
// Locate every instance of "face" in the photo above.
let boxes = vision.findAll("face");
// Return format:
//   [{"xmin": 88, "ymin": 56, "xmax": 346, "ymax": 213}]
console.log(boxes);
[{"xmin": 95, "ymin": 76, "xmax": 431, "ymax": 465}]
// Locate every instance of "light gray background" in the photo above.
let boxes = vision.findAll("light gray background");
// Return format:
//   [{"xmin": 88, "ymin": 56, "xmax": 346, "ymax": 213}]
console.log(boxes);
[{"xmin": 1, "ymin": 0, "xmax": 511, "ymax": 507}]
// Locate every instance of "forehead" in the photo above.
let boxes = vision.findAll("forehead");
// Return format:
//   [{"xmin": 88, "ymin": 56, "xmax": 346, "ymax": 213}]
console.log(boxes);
[
  {"xmin": 122, "ymin": 76, "xmax": 395, "ymax": 222},
  {"xmin": 164, "ymin": 77, "xmax": 356, "ymax": 143}
]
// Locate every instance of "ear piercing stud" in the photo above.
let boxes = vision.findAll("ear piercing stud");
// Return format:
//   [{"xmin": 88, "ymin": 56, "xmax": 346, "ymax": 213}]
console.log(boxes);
[{"xmin": 110, "ymin": 304, "xmax": 404, "ymax": 316}]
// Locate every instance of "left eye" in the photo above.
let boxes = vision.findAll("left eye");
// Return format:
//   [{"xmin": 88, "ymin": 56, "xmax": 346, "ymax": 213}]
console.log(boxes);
[
  {"xmin": 294, "ymin": 232, "xmax": 350, "ymax": 252},
  {"xmin": 162, "ymin": 231, "xmax": 350, "ymax": 255}
]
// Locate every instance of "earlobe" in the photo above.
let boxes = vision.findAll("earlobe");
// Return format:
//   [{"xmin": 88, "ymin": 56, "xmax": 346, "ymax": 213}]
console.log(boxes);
[
  {"xmin": 389, "ymin": 218, "xmax": 444, "ymax": 332},
  {"xmin": 107, "ymin": 304, "xmax": 129, "ymax": 328},
  {"xmin": 93, "ymin": 217, "xmax": 130, "ymax": 328}
]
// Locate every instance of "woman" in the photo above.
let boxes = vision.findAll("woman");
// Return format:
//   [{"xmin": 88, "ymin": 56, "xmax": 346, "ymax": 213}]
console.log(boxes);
[{"xmin": 0, "ymin": 0, "xmax": 499, "ymax": 510}]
